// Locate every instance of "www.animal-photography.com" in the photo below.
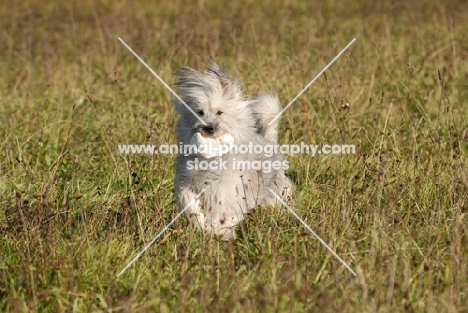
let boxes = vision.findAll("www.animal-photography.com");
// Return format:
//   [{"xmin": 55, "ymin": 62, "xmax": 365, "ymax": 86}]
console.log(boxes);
[{"xmin": 1, "ymin": 0, "xmax": 467, "ymax": 312}]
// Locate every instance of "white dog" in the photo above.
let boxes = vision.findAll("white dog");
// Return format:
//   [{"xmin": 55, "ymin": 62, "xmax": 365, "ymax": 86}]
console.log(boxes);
[{"xmin": 173, "ymin": 61, "xmax": 293, "ymax": 239}]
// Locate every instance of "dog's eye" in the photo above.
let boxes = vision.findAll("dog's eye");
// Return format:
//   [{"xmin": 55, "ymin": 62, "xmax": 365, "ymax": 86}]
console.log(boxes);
[
  {"xmin": 216, "ymin": 111, "xmax": 223, "ymax": 116},
  {"xmin": 197, "ymin": 110, "xmax": 204, "ymax": 116}
]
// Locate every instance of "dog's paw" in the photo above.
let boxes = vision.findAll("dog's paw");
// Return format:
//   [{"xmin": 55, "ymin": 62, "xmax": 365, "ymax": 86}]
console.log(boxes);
[
  {"xmin": 177, "ymin": 188, "xmax": 207, "ymax": 230},
  {"xmin": 210, "ymin": 227, "xmax": 237, "ymax": 240},
  {"xmin": 187, "ymin": 198, "xmax": 206, "ymax": 230}
]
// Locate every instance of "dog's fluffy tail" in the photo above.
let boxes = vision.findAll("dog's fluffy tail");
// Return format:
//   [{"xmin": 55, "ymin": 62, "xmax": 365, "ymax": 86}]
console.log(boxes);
[{"xmin": 251, "ymin": 94, "xmax": 282, "ymax": 143}]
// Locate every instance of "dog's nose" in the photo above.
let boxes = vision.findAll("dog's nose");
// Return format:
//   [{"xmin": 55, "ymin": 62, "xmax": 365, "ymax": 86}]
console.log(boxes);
[{"xmin": 201, "ymin": 125, "xmax": 215, "ymax": 135}]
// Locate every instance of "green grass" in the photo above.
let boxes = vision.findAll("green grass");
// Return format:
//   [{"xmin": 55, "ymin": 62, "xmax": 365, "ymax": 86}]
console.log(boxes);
[{"xmin": 1, "ymin": 0, "xmax": 467, "ymax": 311}]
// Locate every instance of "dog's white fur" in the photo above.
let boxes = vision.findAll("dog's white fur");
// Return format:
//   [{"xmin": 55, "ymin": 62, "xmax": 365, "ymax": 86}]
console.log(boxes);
[{"xmin": 173, "ymin": 61, "xmax": 293, "ymax": 239}]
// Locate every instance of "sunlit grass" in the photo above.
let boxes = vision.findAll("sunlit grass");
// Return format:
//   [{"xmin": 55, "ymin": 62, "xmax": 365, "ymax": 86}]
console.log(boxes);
[{"xmin": 0, "ymin": 0, "xmax": 467, "ymax": 312}]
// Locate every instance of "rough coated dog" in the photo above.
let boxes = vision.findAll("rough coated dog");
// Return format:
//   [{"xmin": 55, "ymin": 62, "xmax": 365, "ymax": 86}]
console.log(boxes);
[{"xmin": 173, "ymin": 61, "xmax": 293, "ymax": 239}]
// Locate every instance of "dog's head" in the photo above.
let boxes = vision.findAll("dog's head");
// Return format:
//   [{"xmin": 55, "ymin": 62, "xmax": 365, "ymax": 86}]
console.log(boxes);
[{"xmin": 174, "ymin": 61, "xmax": 256, "ymax": 144}]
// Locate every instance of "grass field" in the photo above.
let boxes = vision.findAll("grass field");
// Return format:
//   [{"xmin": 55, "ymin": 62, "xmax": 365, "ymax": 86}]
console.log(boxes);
[{"xmin": 1, "ymin": 0, "xmax": 467, "ymax": 312}]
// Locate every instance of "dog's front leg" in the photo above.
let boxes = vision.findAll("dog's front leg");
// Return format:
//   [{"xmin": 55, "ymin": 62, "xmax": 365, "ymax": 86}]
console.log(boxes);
[{"xmin": 176, "ymin": 187, "xmax": 206, "ymax": 231}]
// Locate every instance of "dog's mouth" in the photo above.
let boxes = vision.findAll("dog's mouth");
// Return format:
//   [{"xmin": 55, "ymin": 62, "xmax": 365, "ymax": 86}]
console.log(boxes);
[{"xmin": 188, "ymin": 132, "xmax": 235, "ymax": 159}]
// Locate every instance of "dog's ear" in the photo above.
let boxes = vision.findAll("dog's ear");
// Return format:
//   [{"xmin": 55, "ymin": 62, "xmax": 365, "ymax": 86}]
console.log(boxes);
[
  {"xmin": 206, "ymin": 60, "xmax": 231, "ymax": 89},
  {"xmin": 175, "ymin": 66, "xmax": 202, "ymax": 89},
  {"xmin": 173, "ymin": 67, "xmax": 203, "ymax": 113},
  {"xmin": 206, "ymin": 60, "xmax": 242, "ymax": 99}
]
